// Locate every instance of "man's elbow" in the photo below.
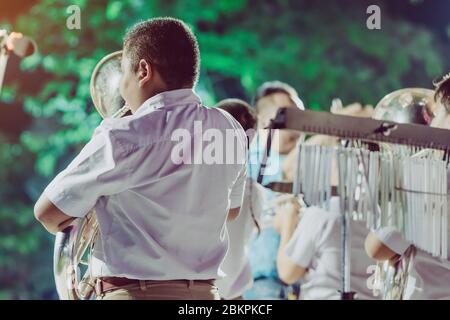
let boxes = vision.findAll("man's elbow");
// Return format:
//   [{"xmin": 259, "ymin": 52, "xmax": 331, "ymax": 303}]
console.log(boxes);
[
  {"xmin": 34, "ymin": 211, "xmax": 56, "ymax": 233},
  {"xmin": 34, "ymin": 201, "xmax": 47, "ymax": 224},
  {"xmin": 278, "ymin": 266, "xmax": 305, "ymax": 285},
  {"xmin": 278, "ymin": 270, "xmax": 297, "ymax": 285},
  {"xmin": 277, "ymin": 259, "xmax": 306, "ymax": 285},
  {"xmin": 34, "ymin": 201, "xmax": 59, "ymax": 234}
]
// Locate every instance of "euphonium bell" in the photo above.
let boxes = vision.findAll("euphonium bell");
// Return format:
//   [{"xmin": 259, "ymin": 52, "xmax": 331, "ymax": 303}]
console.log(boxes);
[
  {"xmin": 90, "ymin": 50, "xmax": 130, "ymax": 118},
  {"xmin": 373, "ymin": 88, "xmax": 435, "ymax": 125},
  {"xmin": 53, "ymin": 51, "xmax": 129, "ymax": 300}
]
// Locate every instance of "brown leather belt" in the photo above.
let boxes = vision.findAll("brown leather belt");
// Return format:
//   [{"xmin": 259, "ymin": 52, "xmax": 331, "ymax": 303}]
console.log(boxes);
[{"xmin": 95, "ymin": 277, "xmax": 215, "ymax": 295}]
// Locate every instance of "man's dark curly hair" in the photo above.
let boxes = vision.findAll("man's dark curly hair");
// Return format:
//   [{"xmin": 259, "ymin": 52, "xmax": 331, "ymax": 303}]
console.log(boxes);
[{"xmin": 123, "ymin": 17, "xmax": 200, "ymax": 90}]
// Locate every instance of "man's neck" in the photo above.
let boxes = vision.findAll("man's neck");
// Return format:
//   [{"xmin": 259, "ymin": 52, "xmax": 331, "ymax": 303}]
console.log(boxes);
[
  {"xmin": 131, "ymin": 87, "xmax": 168, "ymax": 114},
  {"xmin": 131, "ymin": 86, "xmax": 194, "ymax": 114}
]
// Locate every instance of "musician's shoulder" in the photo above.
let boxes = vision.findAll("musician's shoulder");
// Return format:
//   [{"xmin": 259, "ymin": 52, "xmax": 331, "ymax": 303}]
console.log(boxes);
[
  {"xmin": 302, "ymin": 205, "xmax": 338, "ymax": 225},
  {"xmin": 93, "ymin": 117, "xmax": 142, "ymax": 148},
  {"xmin": 95, "ymin": 117, "xmax": 130, "ymax": 135}
]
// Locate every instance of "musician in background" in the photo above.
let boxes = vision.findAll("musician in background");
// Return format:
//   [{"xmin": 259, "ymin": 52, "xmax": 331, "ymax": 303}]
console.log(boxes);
[
  {"xmin": 430, "ymin": 73, "xmax": 450, "ymax": 130},
  {"xmin": 214, "ymin": 98, "xmax": 266, "ymax": 300},
  {"xmin": 244, "ymin": 81, "xmax": 304, "ymax": 300},
  {"xmin": 273, "ymin": 104, "xmax": 378, "ymax": 300},
  {"xmin": 34, "ymin": 17, "xmax": 247, "ymax": 300},
  {"xmin": 365, "ymin": 74, "xmax": 450, "ymax": 299}
]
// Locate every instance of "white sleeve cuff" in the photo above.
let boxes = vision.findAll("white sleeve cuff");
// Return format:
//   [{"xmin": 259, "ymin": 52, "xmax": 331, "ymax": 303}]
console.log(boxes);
[
  {"xmin": 374, "ymin": 226, "xmax": 411, "ymax": 255},
  {"xmin": 44, "ymin": 184, "xmax": 91, "ymax": 218}
]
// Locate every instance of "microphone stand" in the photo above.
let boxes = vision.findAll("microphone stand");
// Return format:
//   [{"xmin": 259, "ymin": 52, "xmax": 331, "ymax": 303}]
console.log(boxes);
[
  {"xmin": 0, "ymin": 30, "xmax": 37, "ymax": 97},
  {"xmin": 0, "ymin": 34, "xmax": 10, "ymax": 97}
]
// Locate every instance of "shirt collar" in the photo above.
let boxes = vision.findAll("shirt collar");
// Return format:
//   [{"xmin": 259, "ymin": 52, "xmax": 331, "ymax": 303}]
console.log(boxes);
[{"xmin": 134, "ymin": 88, "xmax": 201, "ymax": 116}]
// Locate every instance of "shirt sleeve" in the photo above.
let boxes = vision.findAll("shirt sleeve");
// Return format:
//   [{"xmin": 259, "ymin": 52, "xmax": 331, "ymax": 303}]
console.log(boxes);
[
  {"xmin": 44, "ymin": 124, "xmax": 133, "ymax": 218},
  {"xmin": 229, "ymin": 164, "xmax": 247, "ymax": 209},
  {"xmin": 285, "ymin": 208, "xmax": 318, "ymax": 268},
  {"xmin": 373, "ymin": 226, "xmax": 412, "ymax": 255}
]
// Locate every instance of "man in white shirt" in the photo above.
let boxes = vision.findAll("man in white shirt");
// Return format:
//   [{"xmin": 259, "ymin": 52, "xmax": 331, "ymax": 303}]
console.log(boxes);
[
  {"xmin": 34, "ymin": 17, "xmax": 247, "ymax": 300},
  {"xmin": 274, "ymin": 196, "xmax": 378, "ymax": 300}
]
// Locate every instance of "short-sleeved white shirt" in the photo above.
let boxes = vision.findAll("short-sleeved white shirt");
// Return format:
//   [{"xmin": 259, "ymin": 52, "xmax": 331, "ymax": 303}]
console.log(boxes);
[
  {"xmin": 285, "ymin": 197, "xmax": 378, "ymax": 300},
  {"xmin": 215, "ymin": 178, "xmax": 265, "ymax": 299},
  {"xmin": 45, "ymin": 88, "xmax": 247, "ymax": 280}
]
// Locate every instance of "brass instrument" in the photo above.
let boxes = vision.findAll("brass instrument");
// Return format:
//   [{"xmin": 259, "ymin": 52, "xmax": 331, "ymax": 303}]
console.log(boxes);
[
  {"xmin": 376, "ymin": 246, "xmax": 416, "ymax": 300},
  {"xmin": 53, "ymin": 51, "xmax": 129, "ymax": 300},
  {"xmin": 372, "ymin": 88, "xmax": 435, "ymax": 125}
]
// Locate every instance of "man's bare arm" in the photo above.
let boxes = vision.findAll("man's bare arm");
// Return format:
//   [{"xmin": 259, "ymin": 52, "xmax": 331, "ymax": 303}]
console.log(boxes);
[
  {"xmin": 365, "ymin": 231, "xmax": 399, "ymax": 262},
  {"xmin": 34, "ymin": 194, "xmax": 76, "ymax": 235},
  {"xmin": 276, "ymin": 220, "xmax": 307, "ymax": 284}
]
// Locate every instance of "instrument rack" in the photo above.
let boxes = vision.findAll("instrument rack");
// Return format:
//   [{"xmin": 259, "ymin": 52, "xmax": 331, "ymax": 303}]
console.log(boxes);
[{"xmin": 268, "ymin": 107, "xmax": 450, "ymax": 300}]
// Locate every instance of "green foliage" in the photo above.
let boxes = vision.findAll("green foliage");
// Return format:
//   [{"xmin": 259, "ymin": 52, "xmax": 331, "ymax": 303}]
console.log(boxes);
[
  {"xmin": 0, "ymin": 0, "xmax": 448, "ymax": 299},
  {"xmin": 12, "ymin": 0, "xmax": 448, "ymax": 179},
  {"xmin": 0, "ymin": 137, "xmax": 55, "ymax": 299}
]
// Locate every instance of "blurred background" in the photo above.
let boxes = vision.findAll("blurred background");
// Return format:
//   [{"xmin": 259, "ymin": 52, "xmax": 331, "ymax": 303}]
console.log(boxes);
[{"xmin": 0, "ymin": 0, "xmax": 448, "ymax": 299}]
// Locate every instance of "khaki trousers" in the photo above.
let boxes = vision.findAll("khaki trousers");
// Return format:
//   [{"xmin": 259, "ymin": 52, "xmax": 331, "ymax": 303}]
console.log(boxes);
[{"xmin": 96, "ymin": 280, "xmax": 220, "ymax": 300}]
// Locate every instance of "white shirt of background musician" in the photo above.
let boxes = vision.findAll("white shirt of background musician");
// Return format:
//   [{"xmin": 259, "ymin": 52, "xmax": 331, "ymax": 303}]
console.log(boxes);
[
  {"xmin": 285, "ymin": 197, "xmax": 378, "ymax": 300},
  {"xmin": 215, "ymin": 178, "xmax": 265, "ymax": 299},
  {"xmin": 44, "ymin": 88, "xmax": 247, "ymax": 280}
]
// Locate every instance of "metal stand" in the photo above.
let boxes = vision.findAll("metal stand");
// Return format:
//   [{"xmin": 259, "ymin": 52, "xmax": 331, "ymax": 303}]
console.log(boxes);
[
  {"xmin": 340, "ymin": 291, "xmax": 356, "ymax": 300},
  {"xmin": 340, "ymin": 210, "xmax": 356, "ymax": 300},
  {"xmin": 337, "ymin": 150, "xmax": 355, "ymax": 300}
]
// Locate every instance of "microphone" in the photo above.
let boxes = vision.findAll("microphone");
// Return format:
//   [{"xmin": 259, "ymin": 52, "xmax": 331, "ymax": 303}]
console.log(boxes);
[
  {"xmin": 0, "ymin": 30, "xmax": 37, "ymax": 57},
  {"xmin": 0, "ymin": 30, "xmax": 37, "ymax": 95}
]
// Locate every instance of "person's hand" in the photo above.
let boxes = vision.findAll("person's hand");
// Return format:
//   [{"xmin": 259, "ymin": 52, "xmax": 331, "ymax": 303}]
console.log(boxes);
[
  {"xmin": 274, "ymin": 195, "xmax": 301, "ymax": 234},
  {"xmin": 331, "ymin": 101, "xmax": 374, "ymax": 118}
]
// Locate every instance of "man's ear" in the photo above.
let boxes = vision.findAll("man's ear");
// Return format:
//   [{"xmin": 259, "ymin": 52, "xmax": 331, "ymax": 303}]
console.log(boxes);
[{"xmin": 138, "ymin": 59, "xmax": 152, "ymax": 87}]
